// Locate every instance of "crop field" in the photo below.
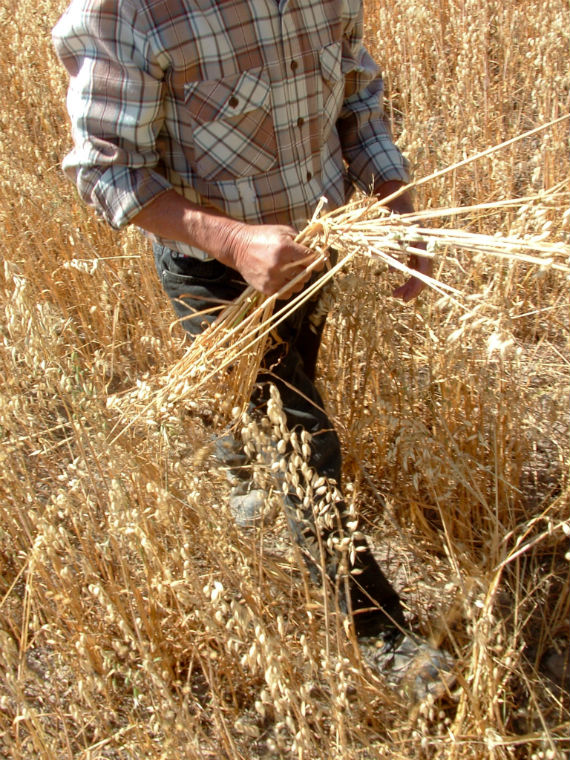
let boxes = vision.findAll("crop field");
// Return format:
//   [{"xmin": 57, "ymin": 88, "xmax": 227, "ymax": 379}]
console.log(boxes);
[{"xmin": 0, "ymin": 0, "xmax": 568, "ymax": 758}]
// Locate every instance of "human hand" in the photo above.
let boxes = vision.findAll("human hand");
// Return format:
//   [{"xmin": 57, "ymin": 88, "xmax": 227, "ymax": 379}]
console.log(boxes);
[
  {"xmin": 374, "ymin": 180, "xmax": 434, "ymax": 302},
  {"xmin": 391, "ymin": 243, "xmax": 433, "ymax": 302},
  {"xmin": 132, "ymin": 191, "xmax": 319, "ymax": 295},
  {"xmin": 223, "ymin": 223, "xmax": 320, "ymax": 296}
]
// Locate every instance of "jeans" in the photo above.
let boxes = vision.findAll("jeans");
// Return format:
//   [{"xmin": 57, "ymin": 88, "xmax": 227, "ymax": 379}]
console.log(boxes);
[{"xmin": 154, "ymin": 244, "xmax": 405, "ymax": 639}]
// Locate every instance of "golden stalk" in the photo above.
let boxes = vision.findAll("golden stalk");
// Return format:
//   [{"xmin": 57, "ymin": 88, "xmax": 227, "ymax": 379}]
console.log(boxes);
[{"xmin": 107, "ymin": 183, "xmax": 570, "ymax": 436}]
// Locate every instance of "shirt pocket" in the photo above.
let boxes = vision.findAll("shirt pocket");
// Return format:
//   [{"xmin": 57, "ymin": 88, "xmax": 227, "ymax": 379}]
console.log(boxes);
[
  {"xmin": 319, "ymin": 41, "xmax": 344, "ymax": 141},
  {"xmin": 184, "ymin": 68, "xmax": 277, "ymax": 182}
]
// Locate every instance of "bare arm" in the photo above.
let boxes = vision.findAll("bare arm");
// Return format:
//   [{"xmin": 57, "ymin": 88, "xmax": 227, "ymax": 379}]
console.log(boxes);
[
  {"xmin": 375, "ymin": 180, "xmax": 433, "ymax": 302},
  {"xmin": 134, "ymin": 183, "xmax": 430, "ymax": 301},
  {"xmin": 132, "ymin": 189, "xmax": 314, "ymax": 296}
]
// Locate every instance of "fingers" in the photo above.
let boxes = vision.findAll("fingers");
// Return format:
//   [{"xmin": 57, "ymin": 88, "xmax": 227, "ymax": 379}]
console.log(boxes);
[
  {"xmin": 392, "ymin": 253, "xmax": 434, "ymax": 303},
  {"xmin": 229, "ymin": 223, "xmax": 326, "ymax": 296},
  {"xmin": 392, "ymin": 275, "xmax": 425, "ymax": 302},
  {"xmin": 276, "ymin": 255, "xmax": 318, "ymax": 299},
  {"xmin": 280, "ymin": 251, "xmax": 319, "ymax": 272},
  {"xmin": 266, "ymin": 235, "xmax": 325, "ymax": 297}
]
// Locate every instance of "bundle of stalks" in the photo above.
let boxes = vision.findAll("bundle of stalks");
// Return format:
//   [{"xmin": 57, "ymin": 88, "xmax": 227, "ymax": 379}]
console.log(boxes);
[
  {"xmin": 105, "ymin": 116, "xmax": 570, "ymax": 437},
  {"xmin": 108, "ymin": 178, "xmax": 570, "ymax": 440}
]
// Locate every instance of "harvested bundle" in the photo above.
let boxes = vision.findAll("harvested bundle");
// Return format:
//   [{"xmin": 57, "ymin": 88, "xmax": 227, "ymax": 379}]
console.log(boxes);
[
  {"xmin": 107, "ymin": 183, "xmax": 570, "ymax": 439},
  {"xmin": 106, "ymin": 117, "xmax": 570, "ymax": 437}
]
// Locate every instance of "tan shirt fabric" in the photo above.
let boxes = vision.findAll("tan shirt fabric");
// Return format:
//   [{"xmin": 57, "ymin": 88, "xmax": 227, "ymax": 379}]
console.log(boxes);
[{"xmin": 53, "ymin": 0, "xmax": 409, "ymax": 257}]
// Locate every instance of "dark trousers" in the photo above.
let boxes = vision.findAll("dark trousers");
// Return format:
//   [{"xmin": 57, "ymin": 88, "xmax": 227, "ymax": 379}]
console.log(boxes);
[{"xmin": 154, "ymin": 244, "xmax": 405, "ymax": 639}]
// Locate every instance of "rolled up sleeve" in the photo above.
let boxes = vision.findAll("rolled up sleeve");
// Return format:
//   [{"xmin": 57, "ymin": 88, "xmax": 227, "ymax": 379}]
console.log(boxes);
[
  {"xmin": 337, "ymin": 8, "xmax": 409, "ymax": 193},
  {"xmin": 52, "ymin": 0, "xmax": 172, "ymax": 229}
]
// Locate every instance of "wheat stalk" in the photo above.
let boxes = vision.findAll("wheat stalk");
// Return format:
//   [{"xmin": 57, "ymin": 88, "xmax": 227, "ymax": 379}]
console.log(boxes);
[
  {"xmin": 106, "ymin": 114, "xmax": 570, "ymax": 435},
  {"xmin": 107, "ymin": 177, "xmax": 570, "ymax": 439}
]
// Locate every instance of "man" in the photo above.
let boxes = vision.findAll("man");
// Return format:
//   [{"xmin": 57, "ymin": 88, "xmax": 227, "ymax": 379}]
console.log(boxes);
[{"xmin": 53, "ymin": 0, "xmax": 453, "ymax": 701}]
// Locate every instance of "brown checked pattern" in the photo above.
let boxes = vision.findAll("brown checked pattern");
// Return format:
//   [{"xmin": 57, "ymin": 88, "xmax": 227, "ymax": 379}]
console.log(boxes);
[{"xmin": 53, "ymin": 0, "xmax": 409, "ymax": 258}]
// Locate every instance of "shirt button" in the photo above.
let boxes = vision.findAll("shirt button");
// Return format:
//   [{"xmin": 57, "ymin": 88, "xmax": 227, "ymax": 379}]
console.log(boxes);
[
  {"xmin": 228, "ymin": 95, "xmax": 239, "ymax": 108},
  {"xmin": 306, "ymin": 171, "xmax": 312, "ymax": 181},
  {"xmin": 290, "ymin": 60, "xmax": 298, "ymax": 72},
  {"xmin": 297, "ymin": 117, "xmax": 305, "ymax": 128}
]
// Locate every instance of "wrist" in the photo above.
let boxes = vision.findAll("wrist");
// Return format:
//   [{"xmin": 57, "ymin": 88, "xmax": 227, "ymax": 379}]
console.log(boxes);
[
  {"xmin": 209, "ymin": 218, "xmax": 248, "ymax": 270},
  {"xmin": 177, "ymin": 203, "xmax": 245, "ymax": 266},
  {"xmin": 375, "ymin": 180, "xmax": 415, "ymax": 215}
]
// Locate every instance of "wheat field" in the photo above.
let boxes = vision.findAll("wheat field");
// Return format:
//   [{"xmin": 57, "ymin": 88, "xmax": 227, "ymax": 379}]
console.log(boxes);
[{"xmin": 0, "ymin": 0, "xmax": 568, "ymax": 758}]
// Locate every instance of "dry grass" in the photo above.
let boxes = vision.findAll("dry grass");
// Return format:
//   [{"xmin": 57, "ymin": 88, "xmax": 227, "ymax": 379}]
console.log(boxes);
[
  {"xmin": 117, "ymin": 177, "xmax": 569, "ymax": 427},
  {"xmin": 0, "ymin": 0, "xmax": 568, "ymax": 758}
]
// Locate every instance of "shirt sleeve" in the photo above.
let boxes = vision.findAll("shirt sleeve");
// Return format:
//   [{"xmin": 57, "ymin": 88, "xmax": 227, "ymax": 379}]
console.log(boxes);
[
  {"xmin": 52, "ymin": 0, "xmax": 172, "ymax": 229},
  {"xmin": 337, "ymin": 6, "xmax": 410, "ymax": 193}
]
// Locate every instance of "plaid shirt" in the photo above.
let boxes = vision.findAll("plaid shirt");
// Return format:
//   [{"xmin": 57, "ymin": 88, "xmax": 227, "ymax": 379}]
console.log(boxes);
[{"xmin": 53, "ymin": 0, "xmax": 409, "ymax": 258}]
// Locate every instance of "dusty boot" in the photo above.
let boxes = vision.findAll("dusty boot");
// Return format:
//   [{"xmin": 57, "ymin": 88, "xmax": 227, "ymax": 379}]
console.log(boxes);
[
  {"xmin": 212, "ymin": 433, "xmax": 250, "ymax": 485},
  {"xmin": 227, "ymin": 484, "xmax": 273, "ymax": 528},
  {"xmin": 359, "ymin": 631, "xmax": 456, "ymax": 702}
]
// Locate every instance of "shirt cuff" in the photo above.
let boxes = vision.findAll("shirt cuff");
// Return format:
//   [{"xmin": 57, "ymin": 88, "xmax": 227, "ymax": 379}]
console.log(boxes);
[
  {"xmin": 345, "ymin": 124, "xmax": 410, "ymax": 195},
  {"xmin": 71, "ymin": 164, "xmax": 173, "ymax": 230}
]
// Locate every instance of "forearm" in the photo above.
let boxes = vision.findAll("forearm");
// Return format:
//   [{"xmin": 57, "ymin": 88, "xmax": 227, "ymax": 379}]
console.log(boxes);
[
  {"xmin": 374, "ymin": 180, "xmax": 415, "ymax": 215},
  {"xmin": 374, "ymin": 180, "xmax": 433, "ymax": 302},
  {"xmin": 132, "ymin": 189, "xmax": 314, "ymax": 296},
  {"xmin": 132, "ymin": 189, "xmax": 244, "ymax": 268}
]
